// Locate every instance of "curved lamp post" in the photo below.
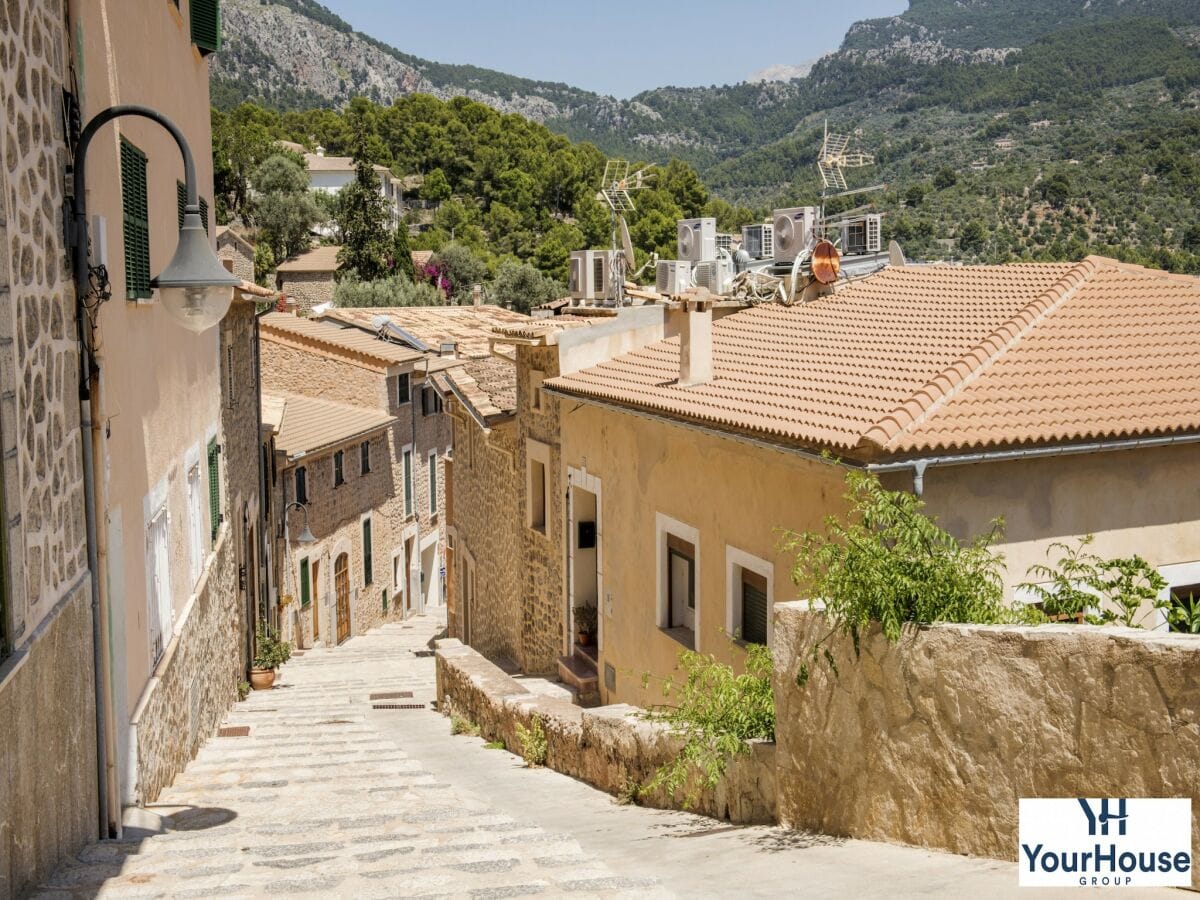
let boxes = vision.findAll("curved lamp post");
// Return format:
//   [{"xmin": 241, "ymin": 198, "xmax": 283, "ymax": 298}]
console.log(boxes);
[
  {"xmin": 284, "ymin": 501, "xmax": 317, "ymax": 546},
  {"xmin": 71, "ymin": 104, "xmax": 241, "ymax": 333}
]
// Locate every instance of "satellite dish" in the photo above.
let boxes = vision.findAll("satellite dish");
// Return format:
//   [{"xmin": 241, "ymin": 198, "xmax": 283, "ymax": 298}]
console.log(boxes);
[
  {"xmin": 811, "ymin": 240, "xmax": 841, "ymax": 284},
  {"xmin": 888, "ymin": 240, "xmax": 906, "ymax": 267},
  {"xmin": 619, "ymin": 216, "xmax": 635, "ymax": 269}
]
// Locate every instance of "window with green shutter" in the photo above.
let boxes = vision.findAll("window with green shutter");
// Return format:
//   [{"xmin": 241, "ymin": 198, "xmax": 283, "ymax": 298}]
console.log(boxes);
[
  {"xmin": 299, "ymin": 557, "xmax": 310, "ymax": 607},
  {"xmin": 362, "ymin": 518, "xmax": 373, "ymax": 587},
  {"xmin": 120, "ymin": 138, "xmax": 151, "ymax": 300},
  {"xmin": 176, "ymin": 181, "xmax": 210, "ymax": 235},
  {"xmin": 206, "ymin": 438, "xmax": 221, "ymax": 544},
  {"xmin": 740, "ymin": 569, "xmax": 768, "ymax": 645},
  {"xmin": 190, "ymin": 0, "xmax": 222, "ymax": 54}
]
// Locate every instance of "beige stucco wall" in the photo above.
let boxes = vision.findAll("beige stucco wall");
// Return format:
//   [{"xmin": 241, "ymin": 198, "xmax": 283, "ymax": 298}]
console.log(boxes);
[
  {"xmin": 881, "ymin": 443, "xmax": 1200, "ymax": 609},
  {"xmin": 557, "ymin": 399, "xmax": 847, "ymax": 708},
  {"xmin": 72, "ymin": 1, "xmax": 228, "ymax": 797},
  {"xmin": 773, "ymin": 605, "xmax": 1200, "ymax": 887}
]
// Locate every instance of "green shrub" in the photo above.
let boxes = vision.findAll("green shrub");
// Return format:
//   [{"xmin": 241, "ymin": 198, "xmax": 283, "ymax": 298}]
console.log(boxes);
[
  {"xmin": 514, "ymin": 716, "xmax": 548, "ymax": 767},
  {"xmin": 450, "ymin": 714, "xmax": 481, "ymax": 737},
  {"xmin": 642, "ymin": 644, "xmax": 774, "ymax": 808},
  {"xmin": 253, "ymin": 624, "xmax": 292, "ymax": 670},
  {"xmin": 333, "ymin": 273, "xmax": 444, "ymax": 308}
]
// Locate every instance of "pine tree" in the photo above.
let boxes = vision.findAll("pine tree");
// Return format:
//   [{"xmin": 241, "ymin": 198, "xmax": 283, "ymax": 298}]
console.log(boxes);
[{"xmin": 336, "ymin": 117, "xmax": 391, "ymax": 281}]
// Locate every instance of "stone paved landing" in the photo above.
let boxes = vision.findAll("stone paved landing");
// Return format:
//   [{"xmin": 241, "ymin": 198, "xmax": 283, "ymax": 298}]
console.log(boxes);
[{"xmin": 35, "ymin": 614, "xmax": 666, "ymax": 899}]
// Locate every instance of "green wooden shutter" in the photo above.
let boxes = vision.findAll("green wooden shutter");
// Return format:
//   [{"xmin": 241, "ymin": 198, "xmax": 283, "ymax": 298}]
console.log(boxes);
[
  {"xmin": 741, "ymin": 575, "xmax": 768, "ymax": 645},
  {"xmin": 120, "ymin": 139, "xmax": 151, "ymax": 300},
  {"xmin": 190, "ymin": 0, "xmax": 222, "ymax": 54},
  {"xmin": 300, "ymin": 558, "xmax": 310, "ymax": 607},
  {"xmin": 363, "ymin": 519, "xmax": 373, "ymax": 586},
  {"xmin": 177, "ymin": 182, "xmax": 210, "ymax": 235},
  {"xmin": 206, "ymin": 438, "xmax": 221, "ymax": 544}
]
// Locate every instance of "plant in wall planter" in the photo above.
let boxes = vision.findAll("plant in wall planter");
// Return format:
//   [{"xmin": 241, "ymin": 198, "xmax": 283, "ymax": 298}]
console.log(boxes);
[
  {"xmin": 574, "ymin": 604, "xmax": 597, "ymax": 647},
  {"xmin": 250, "ymin": 624, "xmax": 293, "ymax": 690}
]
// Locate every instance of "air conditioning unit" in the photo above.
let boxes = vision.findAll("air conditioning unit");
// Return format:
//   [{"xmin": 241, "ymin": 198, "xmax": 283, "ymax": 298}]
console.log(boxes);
[
  {"xmin": 569, "ymin": 249, "xmax": 615, "ymax": 302},
  {"xmin": 693, "ymin": 258, "xmax": 732, "ymax": 295},
  {"xmin": 742, "ymin": 223, "xmax": 774, "ymax": 260},
  {"xmin": 841, "ymin": 214, "xmax": 884, "ymax": 256},
  {"xmin": 715, "ymin": 232, "xmax": 734, "ymax": 254},
  {"xmin": 676, "ymin": 217, "xmax": 717, "ymax": 262},
  {"xmin": 773, "ymin": 207, "xmax": 818, "ymax": 263},
  {"xmin": 656, "ymin": 260, "xmax": 692, "ymax": 296}
]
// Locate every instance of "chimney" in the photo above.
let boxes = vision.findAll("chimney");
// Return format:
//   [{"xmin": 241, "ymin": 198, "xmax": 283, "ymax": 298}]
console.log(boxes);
[
  {"xmin": 315, "ymin": 145, "xmax": 326, "ymax": 157},
  {"xmin": 678, "ymin": 298, "xmax": 713, "ymax": 387},
  {"xmin": 471, "ymin": 283, "xmax": 482, "ymax": 307}
]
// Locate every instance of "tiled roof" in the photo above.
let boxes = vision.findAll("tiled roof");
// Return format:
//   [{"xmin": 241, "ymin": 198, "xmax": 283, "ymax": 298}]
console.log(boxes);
[
  {"xmin": 265, "ymin": 393, "xmax": 396, "ymax": 459},
  {"xmin": 442, "ymin": 357, "xmax": 518, "ymax": 423},
  {"xmin": 323, "ymin": 305, "xmax": 533, "ymax": 359},
  {"xmin": 261, "ymin": 312, "xmax": 425, "ymax": 367},
  {"xmin": 276, "ymin": 245, "xmax": 342, "ymax": 274},
  {"xmin": 490, "ymin": 317, "xmax": 592, "ymax": 342},
  {"xmin": 303, "ymin": 152, "xmax": 395, "ymax": 182},
  {"xmin": 546, "ymin": 257, "xmax": 1200, "ymax": 460}
]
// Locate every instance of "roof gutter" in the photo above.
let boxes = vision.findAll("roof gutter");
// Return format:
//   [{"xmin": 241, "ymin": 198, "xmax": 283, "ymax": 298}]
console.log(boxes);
[{"xmin": 868, "ymin": 432, "xmax": 1200, "ymax": 496}]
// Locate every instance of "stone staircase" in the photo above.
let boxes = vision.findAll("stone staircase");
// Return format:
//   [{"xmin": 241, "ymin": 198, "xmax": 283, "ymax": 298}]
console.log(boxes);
[{"xmin": 557, "ymin": 643, "xmax": 600, "ymax": 706}]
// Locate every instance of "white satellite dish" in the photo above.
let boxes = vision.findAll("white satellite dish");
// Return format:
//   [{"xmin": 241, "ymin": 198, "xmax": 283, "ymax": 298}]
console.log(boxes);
[
  {"xmin": 619, "ymin": 216, "xmax": 635, "ymax": 269},
  {"xmin": 888, "ymin": 240, "xmax": 906, "ymax": 267}
]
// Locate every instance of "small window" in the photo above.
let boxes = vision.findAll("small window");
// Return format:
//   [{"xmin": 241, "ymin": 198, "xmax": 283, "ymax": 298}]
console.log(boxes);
[
  {"xmin": 530, "ymin": 370, "xmax": 545, "ymax": 411},
  {"xmin": 300, "ymin": 557, "xmax": 311, "ymax": 607},
  {"xmin": 739, "ymin": 569, "xmax": 769, "ymax": 645},
  {"xmin": 395, "ymin": 372, "xmax": 411, "ymax": 406},
  {"xmin": 428, "ymin": 451, "xmax": 438, "ymax": 516},
  {"xmin": 295, "ymin": 466, "xmax": 307, "ymax": 504},
  {"xmin": 190, "ymin": 0, "xmax": 222, "ymax": 54},
  {"xmin": 225, "ymin": 346, "xmax": 235, "ymax": 406},
  {"xmin": 529, "ymin": 459, "xmax": 546, "ymax": 531},
  {"xmin": 362, "ymin": 518, "xmax": 373, "ymax": 587},
  {"xmin": 333, "ymin": 450, "xmax": 345, "ymax": 487},
  {"xmin": 403, "ymin": 448, "xmax": 413, "ymax": 516},
  {"xmin": 206, "ymin": 438, "xmax": 221, "ymax": 545},
  {"xmin": 120, "ymin": 138, "xmax": 151, "ymax": 300},
  {"xmin": 421, "ymin": 385, "xmax": 443, "ymax": 416},
  {"xmin": 360, "ymin": 440, "xmax": 371, "ymax": 475},
  {"xmin": 657, "ymin": 514, "xmax": 698, "ymax": 648}
]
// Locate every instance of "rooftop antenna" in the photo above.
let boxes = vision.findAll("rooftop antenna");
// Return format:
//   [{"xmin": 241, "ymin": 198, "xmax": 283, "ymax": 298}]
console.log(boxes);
[
  {"xmin": 817, "ymin": 119, "xmax": 876, "ymax": 198},
  {"xmin": 598, "ymin": 159, "xmax": 654, "ymax": 305}
]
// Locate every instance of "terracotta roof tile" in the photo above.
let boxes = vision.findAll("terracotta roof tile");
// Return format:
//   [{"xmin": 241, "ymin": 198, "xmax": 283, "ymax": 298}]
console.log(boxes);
[
  {"xmin": 276, "ymin": 245, "xmax": 342, "ymax": 273},
  {"xmin": 323, "ymin": 305, "xmax": 533, "ymax": 359},
  {"xmin": 443, "ymin": 358, "xmax": 518, "ymax": 422},
  {"xmin": 261, "ymin": 312, "xmax": 425, "ymax": 367},
  {"xmin": 546, "ymin": 258, "xmax": 1200, "ymax": 459},
  {"xmin": 265, "ymin": 393, "xmax": 395, "ymax": 458}
]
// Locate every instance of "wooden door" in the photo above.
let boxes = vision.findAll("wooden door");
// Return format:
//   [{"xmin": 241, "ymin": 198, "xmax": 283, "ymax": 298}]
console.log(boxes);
[
  {"xmin": 312, "ymin": 559, "xmax": 321, "ymax": 640},
  {"xmin": 334, "ymin": 553, "xmax": 350, "ymax": 644}
]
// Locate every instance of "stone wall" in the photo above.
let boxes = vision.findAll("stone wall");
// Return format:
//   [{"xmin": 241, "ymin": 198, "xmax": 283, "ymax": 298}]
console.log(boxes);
[
  {"xmin": 448, "ymin": 410, "xmax": 522, "ymax": 666},
  {"xmin": 517, "ymin": 345, "xmax": 565, "ymax": 674},
  {"xmin": 132, "ymin": 527, "xmax": 240, "ymax": 804},
  {"xmin": 277, "ymin": 272, "xmax": 335, "ymax": 314},
  {"xmin": 772, "ymin": 603, "xmax": 1200, "ymax": 886},
  {"xmin": 0, "ymin": 579, "xmax": 97, "ymax": 898},
  {"xmin": 435, "ymin": 639, "xmax": 776, "ymax": 825}
]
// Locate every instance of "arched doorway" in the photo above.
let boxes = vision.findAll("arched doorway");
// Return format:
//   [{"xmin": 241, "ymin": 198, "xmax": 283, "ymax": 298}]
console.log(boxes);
[{"xmin": 334, "ymin": 553, "xmax": 350, "ymax": 645}]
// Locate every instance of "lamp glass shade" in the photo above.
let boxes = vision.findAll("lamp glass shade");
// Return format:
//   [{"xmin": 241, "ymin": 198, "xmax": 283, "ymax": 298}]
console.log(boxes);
[
  {"xmin": 296, "ymin": 524, "xmax": 317, "ymax": 545},
  {"xmin": 152, "ymin": 210, "xmax": 241, "ymax": 333}
]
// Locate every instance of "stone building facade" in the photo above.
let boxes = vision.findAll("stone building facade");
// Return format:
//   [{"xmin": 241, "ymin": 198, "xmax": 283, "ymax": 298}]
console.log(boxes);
[
  {"xmin": 260, "ymin": 312, "xmax": 450, "ymax": 646},
  {"xmin": 276, "ymin": 270, "xmax": 336, "ymax": 314}
]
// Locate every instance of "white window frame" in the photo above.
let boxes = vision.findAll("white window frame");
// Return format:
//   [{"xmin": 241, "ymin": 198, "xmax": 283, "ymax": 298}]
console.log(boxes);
[
  {"xmin": 725, "ymin": 545, "xmax": 774, "ymax": 647},
  {"xmin": 1158, "ymin": 561, "xmax": 1200, "ymax": 633},
  {"xmin": 526, "ymin": 439, "xmax": 550, "ymax": 534},
  {"xmin": 402, "ymin": 444, "xmax": 414, "ymax": 517},
  {"xmin": 186, "ymin": 459, "xmax": 204, "ymax": 589},
  {"xmin": 655, "ymin": 512, "xmax": 699, "ymax": 648},
  {"xmin": 428, "ymin": 450, "xmax": 438, "ymax": 516}
]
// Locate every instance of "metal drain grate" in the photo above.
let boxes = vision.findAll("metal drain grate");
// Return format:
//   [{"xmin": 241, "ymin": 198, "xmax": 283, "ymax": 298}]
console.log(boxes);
[
  {"xmin": 369, "ymin": 691, "xmax": 413, "ymax": 700},
  {"xmin": 217, "ymin": 725, "xmax": 250, "ymax": 737},
  {"xmin": 372, "ymin": 702, "xmax": 426, "ymax": 710},
  {"xmin": 413, "ymin": 650, "xmax": 435, "ymax": 658}
]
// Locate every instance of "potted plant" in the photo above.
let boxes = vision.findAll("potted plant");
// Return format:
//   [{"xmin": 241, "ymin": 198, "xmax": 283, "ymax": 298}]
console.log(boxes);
[
  {"xmin": 250, "ymin": 624, "xmax": 292, "ymax": 690},
  {"xmin": 573, "ymin": 604, "xmax": 597, "ymax": 647}
]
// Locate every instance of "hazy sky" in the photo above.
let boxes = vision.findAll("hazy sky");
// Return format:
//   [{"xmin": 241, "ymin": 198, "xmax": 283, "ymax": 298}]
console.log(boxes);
[{"xmin": 319, "ymin": 1, "xmax": 909, "ymax": 97}]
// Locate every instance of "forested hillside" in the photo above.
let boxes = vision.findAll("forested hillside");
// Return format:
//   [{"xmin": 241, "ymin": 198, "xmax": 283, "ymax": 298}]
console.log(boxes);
[{"xmin": 213, "ymin": 0, "xmax": 1200, "ymax": 272}]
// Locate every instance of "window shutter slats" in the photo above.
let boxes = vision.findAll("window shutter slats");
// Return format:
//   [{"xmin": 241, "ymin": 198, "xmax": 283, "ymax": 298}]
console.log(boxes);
[
  {"xmin": 190, "ymin": 0, "xmax": 222, "ymax": 53},
  {"xmin": 207, "ymin": 438, "xmax": 221, "ymax": 545},
  {"xmin": 742, "ymin": 580, "xmax": 768, "ymax": 645},
  {"xmin": 121, "ymin": 139, "xmax": 151, "ymax": 300}
]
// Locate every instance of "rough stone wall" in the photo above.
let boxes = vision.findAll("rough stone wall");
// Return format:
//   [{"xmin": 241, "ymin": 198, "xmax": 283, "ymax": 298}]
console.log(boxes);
[
  {"xmin": 133, "ymin": 527, "xmax": 240, "ymax": 804},
  {"xmin": 260, "ymin": 337, "xmax": 385, "ymax": 408},
  {"xmin": 0, "ymin": 581, "xmax": 97, "ymax": 898},
  {"xmin": 517, "ymin": 345, "xmax": 565, "ymax": 674},
  {"xmin": 435, "ymin": 638, "xmax": 775, "ymax": 824},
  {"xmin": 277, "ymin": 272, "xmax": 335, "ymax": 314},
  {"xmin": 0, "ymin": 0, "xmax": 87, "ymax": 645},
  {"xmin": 447, "ymin": 408, "xmax": 521, "ymax": 665},
  {"xmin": 217, "ymin": 235, "xmax": 255, "ymax": 283},
  {"xmin": 772, "ymin": 604, "xmax": 1200, "ymax": 886}
]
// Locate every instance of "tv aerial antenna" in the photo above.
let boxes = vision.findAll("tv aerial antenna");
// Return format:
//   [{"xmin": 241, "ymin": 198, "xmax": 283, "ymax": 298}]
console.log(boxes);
[
  {"xmin": 598, "ymin": 159, "xmax": 654, "ymax": 305},
  {"xmin": 817, "ymin": 120, "xmax": 879, "ymax": 198}
]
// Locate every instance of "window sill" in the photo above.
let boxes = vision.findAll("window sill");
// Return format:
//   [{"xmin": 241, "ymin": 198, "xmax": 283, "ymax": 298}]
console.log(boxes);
[{"xmin": 660, "ymin": 625, "xmax": 695, "ymax": 650}]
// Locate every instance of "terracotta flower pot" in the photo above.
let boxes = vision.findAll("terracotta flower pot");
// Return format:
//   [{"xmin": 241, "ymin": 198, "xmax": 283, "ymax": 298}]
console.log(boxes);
[
  {"xmin": 577, "ymin": 631, "xmax": 590, "ymax": 647},
  {"xmin": 249, "ymin": 667, "xmax": 276, "ymax": 690}
]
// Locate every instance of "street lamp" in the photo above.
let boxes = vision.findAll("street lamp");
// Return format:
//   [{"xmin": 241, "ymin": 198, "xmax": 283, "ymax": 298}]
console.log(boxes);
[
  {"xmin": 284, "ymin": 501, "xmax": 317, "ymax": 545},
  {"xmin": 71, "ymin": 104, "xmax": 240, "ymax": 333}
]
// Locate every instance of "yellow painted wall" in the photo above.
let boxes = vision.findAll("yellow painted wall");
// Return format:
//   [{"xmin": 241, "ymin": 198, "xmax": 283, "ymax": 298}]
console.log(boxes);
[{"xmin": 559, "ymin": 401, "xmax": 847, "ymax": 708}]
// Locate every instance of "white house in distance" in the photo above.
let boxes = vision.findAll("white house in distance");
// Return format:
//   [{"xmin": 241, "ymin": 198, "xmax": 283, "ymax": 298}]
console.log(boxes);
[{"xmin": 278, "ymin": 139, "xmax": 403, "ymax": 229}]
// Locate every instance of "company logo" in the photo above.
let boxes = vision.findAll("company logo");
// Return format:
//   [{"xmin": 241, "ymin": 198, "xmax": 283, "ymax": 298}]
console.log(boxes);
[
  {"xmin": 1079, "ymin": 798, "xmax": 1127, "ymax": 836},
  {"xmin": 1019, "ymin": 798, "xmax": 1192, "ymax": 888}
]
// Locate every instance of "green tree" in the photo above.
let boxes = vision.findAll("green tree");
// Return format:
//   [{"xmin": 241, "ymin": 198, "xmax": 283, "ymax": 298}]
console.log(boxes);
[
  {"xmin": 959, "ymin": 220, "xmax": 987, "ymax": 255},
  {"xmin": 390, "ymin": 225, "xmax": 415, "ymax": 281},
  {"xmin": 933, "ymin": 167, "xmax": 958, "ymax": 190},
  {"xmin": 491, "ymin": 259, "xmax": 566, "ymax": 314},
  {"xmin": 1041, "ymin": 173, "xmax": 1072, "ymax": 209},
  {"xmin": 431, "ymin": 242, "xmax": 489, "ymax": 304},
  {"xmin": 333, "ymin": 273, "xmax": 443, "ymax": 307},
  {"xmin": 250, "ymin": 154, "xmax": 321, "ymax": 264},
  {"xmin": 421, "ymin": 167, "xmax": 452, "ymax": 204},
  {"xmin": 336, "ymin": 117, "xmax": 392, "ymax": 281}
]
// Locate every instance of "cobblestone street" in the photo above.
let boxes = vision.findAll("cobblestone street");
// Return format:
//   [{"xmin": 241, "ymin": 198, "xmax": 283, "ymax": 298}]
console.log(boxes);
[{"xmin": 34, "ymin": 614, "xmax": 1173, "ymax": 899}]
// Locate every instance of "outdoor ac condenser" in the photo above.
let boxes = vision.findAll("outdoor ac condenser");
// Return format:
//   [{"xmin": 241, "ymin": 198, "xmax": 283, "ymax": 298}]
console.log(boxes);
[
  {"xmin": 676, "ymin": 217, "xmax": 717, "ymax": 262},
  {"xmin": 569, "ymin": 249, "xmax": 615, "ymax": 302},
  {"xmin": 656, "ymin": 260, "xmax": 692, "ymax": 296},
  {"xmin": 772, "ymin": 207, "xmax": 818, "ymax": 264}
]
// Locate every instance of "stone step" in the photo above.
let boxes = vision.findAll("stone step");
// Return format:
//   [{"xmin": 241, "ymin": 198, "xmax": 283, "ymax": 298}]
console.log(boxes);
[{"xmin": 556, "ymin": 653, "xmax": 598, "ymax": 695}]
